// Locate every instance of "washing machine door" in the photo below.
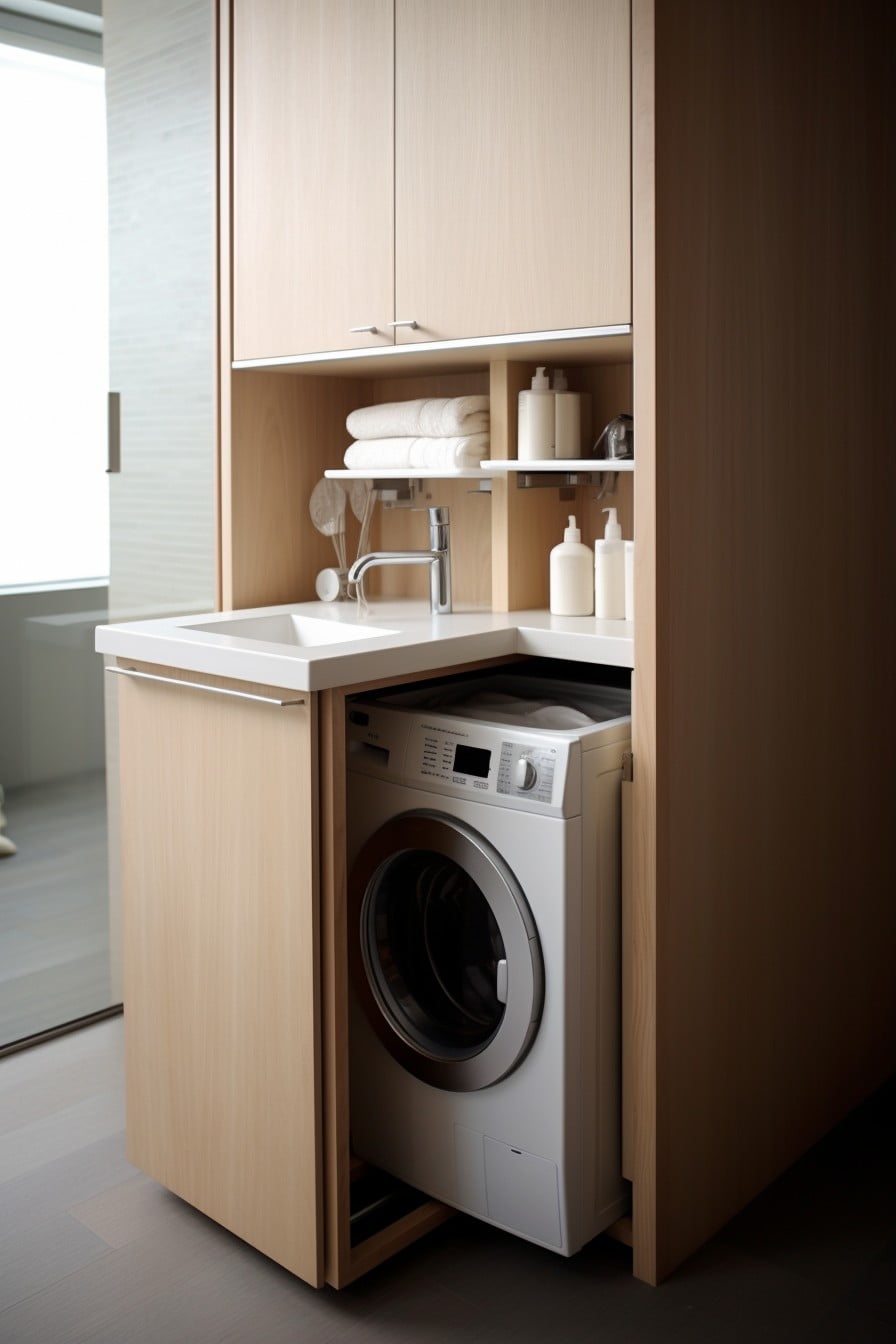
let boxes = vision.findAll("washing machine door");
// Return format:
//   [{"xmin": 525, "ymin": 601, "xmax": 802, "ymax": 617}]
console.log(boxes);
[{"xmin": 348, "ymin": 809, "xmax": 544, "ymax": 1092}]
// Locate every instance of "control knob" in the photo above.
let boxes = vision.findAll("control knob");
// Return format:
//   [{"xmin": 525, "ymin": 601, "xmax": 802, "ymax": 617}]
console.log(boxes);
[{"xmin": 514, "ymin": 755, "xmax": 538, "ymax": 791}]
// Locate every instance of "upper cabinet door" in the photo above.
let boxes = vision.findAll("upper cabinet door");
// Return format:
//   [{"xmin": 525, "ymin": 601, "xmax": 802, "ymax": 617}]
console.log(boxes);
[
  {"xmin": 394, "ymin": 0, "xmax": 631, "ymax": 343},
  {"xmin": 232, "ymin": 0, "xmax": 394, "ymax": 361}
]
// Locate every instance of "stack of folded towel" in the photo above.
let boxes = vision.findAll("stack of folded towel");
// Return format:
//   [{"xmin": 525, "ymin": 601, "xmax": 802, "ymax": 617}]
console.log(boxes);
[{"xmin": 343, "ymin": 395, "xmax": 489, "ymax": 470}]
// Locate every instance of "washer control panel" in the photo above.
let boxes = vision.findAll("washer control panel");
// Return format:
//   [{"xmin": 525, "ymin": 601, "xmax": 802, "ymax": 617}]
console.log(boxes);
[
  {"xmin": 347, "ymin": 702, "xmax": 579, "ymax": 816},
  {"xmin": 411, "ymin": 722, "xmax": 565, "ymax": 808}
]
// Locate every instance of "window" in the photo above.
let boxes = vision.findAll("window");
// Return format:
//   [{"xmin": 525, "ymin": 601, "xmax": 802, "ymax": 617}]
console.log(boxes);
[{"xmin": 0, "ymin": 41, "xmax": 108, "ymax": 587}]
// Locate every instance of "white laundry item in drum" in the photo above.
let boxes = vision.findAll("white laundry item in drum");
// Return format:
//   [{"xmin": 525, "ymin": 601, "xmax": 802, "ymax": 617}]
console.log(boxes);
[
  {"xmin": 447, "ymin": 695, "xmax": 595, "ymax": 730},
  {"xmin": 397, "ymin": 686, "xmax": 630, "ymax": 730},
  {"xmin": 528, "ymin": 705, "xmax": 598, "ymax": 729}
]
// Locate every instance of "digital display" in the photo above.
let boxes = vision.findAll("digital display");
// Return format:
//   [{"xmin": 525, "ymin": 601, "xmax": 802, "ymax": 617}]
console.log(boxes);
[{"xmin": 453, "ymin": 743, "xmax": 491, "ymax": 778}]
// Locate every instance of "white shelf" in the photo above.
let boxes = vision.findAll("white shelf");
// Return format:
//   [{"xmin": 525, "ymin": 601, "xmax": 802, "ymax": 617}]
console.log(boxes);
[
  {"xmin": 485, "ymin": 458, "xmax": 634, "ymax": 473},
  {"xmin": 325, "ymin": 460, "xmax": 634, "ymax": 481},
  {"xmin": 324, "ymin": 467, "xmax": 491, "ymax": 480}
]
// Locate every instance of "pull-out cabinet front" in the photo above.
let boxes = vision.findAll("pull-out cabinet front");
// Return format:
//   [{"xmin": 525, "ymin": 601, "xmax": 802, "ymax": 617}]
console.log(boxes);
[
  {"xmin": 114, "ymin": 659, "xmax": 455, "ymax": 1290},
  {"xmin": 116, "ymin": 663, "xmax": 324, "ymax": 1285}
]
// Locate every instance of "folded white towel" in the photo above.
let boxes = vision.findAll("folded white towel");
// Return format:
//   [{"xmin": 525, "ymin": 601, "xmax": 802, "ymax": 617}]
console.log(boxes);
[
  {"xmin": 408, "ymin": 434, "xmax": 490, "ymax": 468},
  {"xmin": 344, "ymin": 433, "xmax": 490, "ymax": 471},
  {"xmin": 346, "ymin": 396, "xmax": 489, "ymax": 440}
]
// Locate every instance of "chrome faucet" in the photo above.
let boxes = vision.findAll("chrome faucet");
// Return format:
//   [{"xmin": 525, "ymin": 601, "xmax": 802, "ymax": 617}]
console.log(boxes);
[{"xmin": 348, "ymin": 506, "xmax": 452, "ymax": 615}]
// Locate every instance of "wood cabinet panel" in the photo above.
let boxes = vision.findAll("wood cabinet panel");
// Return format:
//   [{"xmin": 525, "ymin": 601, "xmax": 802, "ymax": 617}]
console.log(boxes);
[
  {"xmin": 232, "ymin": 0, "xmax": 394, "ymax": 360},
  {"xmin": 631, "ymin": 0, "xmax": 896, "ymax": 1284},
  {"xmin": 117, "ymin": 665, "xmax": 323, "ymax": 1285},
  {"xmin": 395, "ymin": 0, "xmax": 631, "ymax": 342},
  {"xmin": 224, "ymin": 369, "xmax": 367, "ymax": 610}
]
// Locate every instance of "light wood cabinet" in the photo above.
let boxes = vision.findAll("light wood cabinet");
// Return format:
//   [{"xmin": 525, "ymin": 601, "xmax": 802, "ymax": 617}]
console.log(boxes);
[
  {"xmin": 628, "ymin": 0, "xmax": 895, "ymax": 1286},
  {"xmin": 232, "ymin": 0, "xmax": 394, "ymax": 360},
  {"xmin": 121, "ymin": 0, "xmax": 893, "ymax": 1301},
  {"xmin": 395, "ymin": 0, "xmax": 631, "ymax": 344},
  {"xmin": 116, "ymin": 663, "xmax": 324, "ymax": 1284},
  {"xmin": 221, "ymin": 0, "xmax": 894, "ymax": 1294},
  {"xmin": 231, "ymin": 0, "xmax": 631, "ymax": 362}
]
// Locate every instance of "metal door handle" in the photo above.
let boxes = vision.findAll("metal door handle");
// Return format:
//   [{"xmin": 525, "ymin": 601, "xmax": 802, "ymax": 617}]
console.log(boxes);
[
  {"xmin": 106, "ymin": 392, "xmax": 121, "ymax": 473},
  {"xmin": 387, "ymin": 319, "xmax": 419, "ymax": 329},
  {"xmin": 349, "ymin": 325, "xmax": 379, "ymax": 333},
  {"xmin": 106, "ymin": 665, "xmax": 304, "ymax": 706}
]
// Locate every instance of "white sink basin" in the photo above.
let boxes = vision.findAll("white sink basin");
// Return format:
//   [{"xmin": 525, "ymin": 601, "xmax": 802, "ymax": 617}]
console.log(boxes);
[{"xmin": 188, "ymin": 613, "xmax": 397, "ymax": 648}]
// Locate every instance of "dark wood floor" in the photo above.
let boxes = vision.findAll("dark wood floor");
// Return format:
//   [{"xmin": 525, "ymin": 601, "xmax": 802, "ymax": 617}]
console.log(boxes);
[
  {"xmin": 1, "ymin": 1018, "xmax": 894, "ymax": 1342},
  {"xmin": 0, "ymin": 770, "xmax": 112, "ymax": 1048}
]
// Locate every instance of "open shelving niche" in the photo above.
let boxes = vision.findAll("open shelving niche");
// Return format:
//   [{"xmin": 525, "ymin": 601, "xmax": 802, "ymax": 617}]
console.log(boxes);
[{"xmin": 224, "ymin": 326, "xmax": 634, "ymax": 622}]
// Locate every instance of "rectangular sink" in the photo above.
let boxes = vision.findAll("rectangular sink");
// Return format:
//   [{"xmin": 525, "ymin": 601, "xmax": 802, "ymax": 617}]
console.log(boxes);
[{"xmin": 188, "ymin": 613, "xmax": 397, "ymax": 648}]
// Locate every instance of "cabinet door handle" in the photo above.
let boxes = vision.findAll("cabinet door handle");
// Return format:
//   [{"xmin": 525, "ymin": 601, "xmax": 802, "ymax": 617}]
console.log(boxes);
[
  {"xmin": 349, "ymin": 324, "xmax": 379, "ymax": 334},
  {"xmin": 106, "ymin": 665, "xmax": 305, "ymax": 706},
  {"xmin": 387, "ymin": 319, "xmax": 419, "ymax": 329}
]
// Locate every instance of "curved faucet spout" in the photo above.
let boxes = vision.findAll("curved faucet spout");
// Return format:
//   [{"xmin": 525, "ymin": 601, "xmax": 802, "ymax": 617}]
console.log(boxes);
[{"xmin": 348, "ymin": 507, "xmax": 452, "ymax": 614}]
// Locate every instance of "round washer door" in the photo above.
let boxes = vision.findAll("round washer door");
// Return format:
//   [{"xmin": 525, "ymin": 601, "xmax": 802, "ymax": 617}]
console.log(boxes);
[{"xmin": 348, "ymin": 809, "xmax": 544, "ymax": 1092}]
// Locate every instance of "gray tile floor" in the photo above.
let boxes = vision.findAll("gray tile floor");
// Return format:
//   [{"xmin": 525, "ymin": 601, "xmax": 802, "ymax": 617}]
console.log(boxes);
[
  {"xmin": 0, "ymin": 771, "xmax": 112, "ymax": 1047},
  {"xmin": 1, "ymin": 1017, "xmax": 894, "ymax": 1343}
]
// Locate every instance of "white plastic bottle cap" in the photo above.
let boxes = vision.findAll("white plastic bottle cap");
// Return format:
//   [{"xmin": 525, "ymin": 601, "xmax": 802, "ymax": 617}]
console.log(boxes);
[
  {"xmin": 564, "ymin": 514, "xmax": 581, "ymax": 542},
  {"xmin": 531, "ymin": 365, "xmax": 550, "ymax": 389},
  {"xmin": 553, "ymin": 368, "xmax": 568, "ymax": 391}
]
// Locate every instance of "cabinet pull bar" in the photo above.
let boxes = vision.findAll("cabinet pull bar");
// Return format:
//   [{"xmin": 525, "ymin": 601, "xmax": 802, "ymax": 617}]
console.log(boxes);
[
  {"xmin": 387, "ymin": 319, "xmax": 419, "ymax": 329},
  {"xmin": 106, "ymin": 665, "xmax": 305, "ymax": 706},
  {"xmin": 349, "ymin": 324, "xmax": 379, "ymax": 334}
]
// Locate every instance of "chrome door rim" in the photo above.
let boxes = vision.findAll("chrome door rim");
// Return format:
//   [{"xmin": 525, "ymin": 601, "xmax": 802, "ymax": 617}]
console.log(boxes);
[{"xmin": 349, "ymin": 809, "xmax": 544, "ymax": 1092}]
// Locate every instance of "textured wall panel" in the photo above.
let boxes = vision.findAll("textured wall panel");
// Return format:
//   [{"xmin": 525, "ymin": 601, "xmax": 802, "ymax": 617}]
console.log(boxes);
[{"xmin": 105, "ymin": 0, "xmax": 216, "ymax": 620}]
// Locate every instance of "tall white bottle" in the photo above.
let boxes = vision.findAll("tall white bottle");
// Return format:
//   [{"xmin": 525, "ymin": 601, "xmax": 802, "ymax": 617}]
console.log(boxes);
[
  {"xmin": 553, "ymin": 368, "xmax": 582, "ymax": 458},
  {"xmin": 518, "ymin": 365, "xmax": 555, "ymax": 460},
  {"xmin": 594, "ymin": 507, "xmax": 625, "ymax": 619},
  {"xmin": 550, "ymin": 515, "xmax": 593, "ymax": 615}
]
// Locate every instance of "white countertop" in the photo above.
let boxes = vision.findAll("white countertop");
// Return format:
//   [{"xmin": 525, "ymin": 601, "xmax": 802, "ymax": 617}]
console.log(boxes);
[{"xmin": 95, "ymin": 599, "xmax": 633, "ymax": 692}]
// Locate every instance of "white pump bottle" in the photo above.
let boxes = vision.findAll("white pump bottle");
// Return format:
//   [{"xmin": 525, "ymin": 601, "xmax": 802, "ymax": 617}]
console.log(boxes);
[
  {"xmin": 550, "ymin": 515, "xmax": 593, "ymax": 615},
  {"xmin": 594, "ymin": 507, "xmax": 625, "ymax": 619},
  {"xmin": 518, "ymin": 365, "xmax": 555, "ymax": 460}
]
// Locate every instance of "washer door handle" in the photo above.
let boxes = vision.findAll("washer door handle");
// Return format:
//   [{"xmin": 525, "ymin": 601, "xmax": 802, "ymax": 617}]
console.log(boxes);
[{"xmin": 496, "ymin": 959, "xmax": 508, "ymax": 1004}]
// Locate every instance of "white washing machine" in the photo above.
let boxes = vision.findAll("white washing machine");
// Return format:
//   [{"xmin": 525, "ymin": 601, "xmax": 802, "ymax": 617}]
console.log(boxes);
[{"xmin": 346, "ymin": 668, "xmax": 632, "ymax": 1255}]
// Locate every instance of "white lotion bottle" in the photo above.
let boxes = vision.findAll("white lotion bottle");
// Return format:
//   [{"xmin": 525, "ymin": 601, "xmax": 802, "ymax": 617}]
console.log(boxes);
[
  {"xmin": 553, "ymin": 368, "xmax": 582, "ymax": 458},
  {"xmin": 550, "ymin": 515, "xmax": 594, "ymax": 615},
  {"xmin": 595, "ymin": 507, "xmax": 625, "ymax": 619},
  {"xmin": 518, "ymin": 365, "xmax": 555, "ymax": 460}
]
